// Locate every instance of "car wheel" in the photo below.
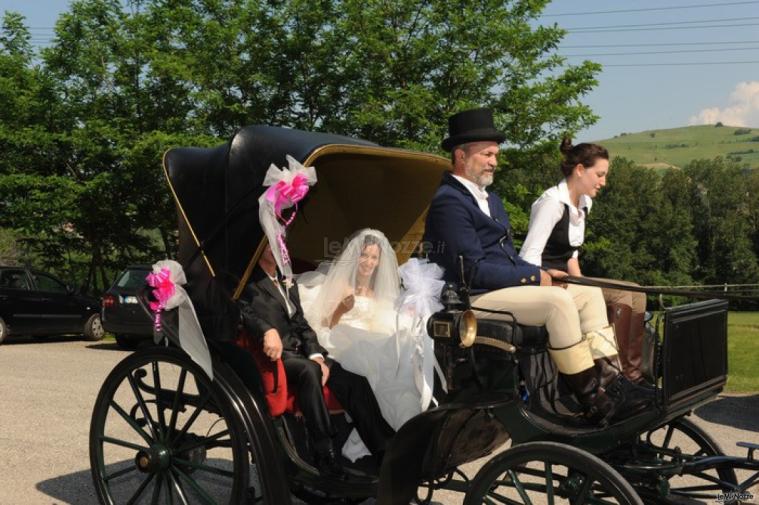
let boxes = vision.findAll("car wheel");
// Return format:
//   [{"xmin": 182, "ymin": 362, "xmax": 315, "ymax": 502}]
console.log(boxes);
[
  {"xmin": 115, "ymin": 334, "xmax": 141, "ymax": 350},
  {"xmin": 84, "ymin": 314, "xmax": 105, "ymax": 341},
  {"xmin": 0, "ymin": 317, "xmax": 7, "ymax": 345}
]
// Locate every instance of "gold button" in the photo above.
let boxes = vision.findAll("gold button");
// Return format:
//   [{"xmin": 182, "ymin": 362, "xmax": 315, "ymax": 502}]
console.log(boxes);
[
  {"xmin": 530, "ymin": 275, "xmax": 536, "ymax": 282},
  {"xmin": 521, "ymin": 278, "xmax": 527, "ymax": 284}
]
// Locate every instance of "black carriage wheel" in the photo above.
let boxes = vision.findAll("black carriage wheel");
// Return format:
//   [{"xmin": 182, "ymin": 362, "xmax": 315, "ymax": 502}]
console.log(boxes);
[
  {"xmin": 465, "ymin": 442, "xmax": 643, "ymax": 505},
  {"xmin": 90, "ymin": 347, "xmax": 250, "ymax": 505},
  {"xmin": 640, "ymin": 417, "xmax": 738, "ymax": 500}
]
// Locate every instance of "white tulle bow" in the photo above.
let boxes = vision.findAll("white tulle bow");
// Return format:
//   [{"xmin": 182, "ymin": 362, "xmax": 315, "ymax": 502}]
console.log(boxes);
[
  {"xmin": 397, "ymin": 258, "xmax": 446, "ymax": 410},
  {"xmin": 258, "ymin": 155, "xmax": 317, "ymax": 284},
  {"xmin": 148, "ymin": 260, "xmax": 213, "ymax": 380}
]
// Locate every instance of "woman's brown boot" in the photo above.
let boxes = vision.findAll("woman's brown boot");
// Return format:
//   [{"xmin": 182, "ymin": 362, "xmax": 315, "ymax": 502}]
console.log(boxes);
[
  {"xmin": 607, "ymin": 303, "xmax": 643, "ymax": 383},
  {"xmin": 627, "ymin": 310, "xmax": 647, "ymax": 384}
]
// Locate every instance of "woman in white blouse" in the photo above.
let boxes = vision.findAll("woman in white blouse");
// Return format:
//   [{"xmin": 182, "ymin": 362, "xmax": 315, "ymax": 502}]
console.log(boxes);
[{"xmin": 520, "ymin": 138, "xmax": 650, "ymax": 386}]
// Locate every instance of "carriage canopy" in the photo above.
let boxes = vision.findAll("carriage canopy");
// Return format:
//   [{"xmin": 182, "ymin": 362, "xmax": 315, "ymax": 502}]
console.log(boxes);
[{"xmin": 162, "ymin": 125, "xmax": 450, "ymax": 300}]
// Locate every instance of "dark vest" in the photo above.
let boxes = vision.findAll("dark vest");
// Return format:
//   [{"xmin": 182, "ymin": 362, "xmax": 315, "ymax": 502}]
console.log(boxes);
[{"xmin": 541, "ymin": 204, "xmax": 586, "ymax": 270}]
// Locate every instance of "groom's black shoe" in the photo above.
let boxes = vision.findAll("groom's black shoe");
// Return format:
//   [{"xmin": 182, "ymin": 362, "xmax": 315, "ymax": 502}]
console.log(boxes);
[{"xmin": 314, "ymin": 447, "xmax": 347, "ymax": 479}]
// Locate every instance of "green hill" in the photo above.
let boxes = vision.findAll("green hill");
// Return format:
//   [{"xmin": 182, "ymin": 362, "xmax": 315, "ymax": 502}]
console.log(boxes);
[{"xmin": 595, "ymin": 124, "xmax": 759, "ymax": 170}]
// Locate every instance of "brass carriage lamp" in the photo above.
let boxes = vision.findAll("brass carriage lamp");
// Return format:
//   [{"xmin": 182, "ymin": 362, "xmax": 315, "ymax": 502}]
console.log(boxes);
[{"xmin": 427, "ymin": 284, "xmax": 477, "ymax": 348}]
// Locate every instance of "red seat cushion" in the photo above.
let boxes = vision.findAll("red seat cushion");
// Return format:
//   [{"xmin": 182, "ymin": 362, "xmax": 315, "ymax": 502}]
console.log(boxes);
[{"xmin": 234, "ymin": 329, "xmax": 343, "ymax": 416}]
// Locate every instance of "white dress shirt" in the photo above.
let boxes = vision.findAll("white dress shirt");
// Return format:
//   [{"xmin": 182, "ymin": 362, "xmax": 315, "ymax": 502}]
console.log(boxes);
[
  {"xmin": 268, "ymin": 273, "xmax": 323, "ymax": 361},
  {"xmin": 519, "ymin": 179, "xmax": 593, "ymax": 267},
  {"xmin": 452, "ymin": 174, "xmax": 491, "ymax": 217}
]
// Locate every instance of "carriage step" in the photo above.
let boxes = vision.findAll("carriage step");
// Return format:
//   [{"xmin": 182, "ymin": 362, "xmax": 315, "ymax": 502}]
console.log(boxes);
[{"xmin": 737, "ymin": 441, "xmax": 759, "ymax": 460}]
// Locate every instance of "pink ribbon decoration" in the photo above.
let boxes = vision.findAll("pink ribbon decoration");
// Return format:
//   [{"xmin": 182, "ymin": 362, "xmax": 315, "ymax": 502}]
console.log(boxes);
[
  {"xmin": 263, "ymin": 172, "xmax": 311, "ymax": 266},
  {"xmin": 146, "ymin": 267, "xmax": 176, "ymax": 333},
  {"xmin": 264, "ymin": 173, "xmax": 310, "ymax": 221}
]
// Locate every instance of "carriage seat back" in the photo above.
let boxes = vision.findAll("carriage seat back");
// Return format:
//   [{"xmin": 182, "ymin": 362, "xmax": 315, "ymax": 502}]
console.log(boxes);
[{"xmin": 234, "ymin": 329, "xmax": 343, "ymax": 416}]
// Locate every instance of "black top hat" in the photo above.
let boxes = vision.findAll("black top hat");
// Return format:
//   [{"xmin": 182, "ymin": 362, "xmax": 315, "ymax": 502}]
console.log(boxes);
[{"xmin": 441, "ymin": 107, "xmax": 506, "ymax": 152}]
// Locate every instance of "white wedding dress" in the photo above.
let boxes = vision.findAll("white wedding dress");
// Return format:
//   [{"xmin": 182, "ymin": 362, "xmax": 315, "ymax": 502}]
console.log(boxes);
[
  {"xmin": 321, "ymin": 296, "xmax": 422, "ymax": 431},
  {"xmin": 297, "ymin": 255, "xmax": 443, "ymax": 460},
  {"xmin": 298, "ymin": 276, "xmax": 421, "ymax": 431}
]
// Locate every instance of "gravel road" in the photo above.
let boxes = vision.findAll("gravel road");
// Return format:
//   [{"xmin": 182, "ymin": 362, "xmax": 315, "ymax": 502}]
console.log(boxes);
[{"xmin": 0, "ymin": 337, "xmax": 756, "ymax": 505}]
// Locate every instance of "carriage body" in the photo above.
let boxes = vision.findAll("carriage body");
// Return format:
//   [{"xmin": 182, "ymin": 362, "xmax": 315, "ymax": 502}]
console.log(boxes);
[{"xmin": 89, "ymin": 125, "xmax": 754, "ymax": 505}]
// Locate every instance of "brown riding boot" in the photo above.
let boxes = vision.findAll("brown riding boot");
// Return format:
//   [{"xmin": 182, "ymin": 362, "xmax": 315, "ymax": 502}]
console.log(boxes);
[
  {"xmin": 607, "ymin": 303, "xmax": 642, "ymax": 383},
  {"xmin": 627, "ymin": 310, "xmax": 647, "ymax": 384}
]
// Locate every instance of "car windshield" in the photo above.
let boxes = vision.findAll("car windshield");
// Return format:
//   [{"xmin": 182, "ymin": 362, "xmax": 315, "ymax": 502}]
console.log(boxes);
[{"xmin": 116, "ymin": 269, "xmax": 148, "ymax": 289}]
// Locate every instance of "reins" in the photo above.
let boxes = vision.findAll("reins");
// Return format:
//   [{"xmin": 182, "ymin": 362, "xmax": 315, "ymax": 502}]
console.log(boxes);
[{"xmin": 557, "ymin": 276, "xmax": 759, "ymax": 301}]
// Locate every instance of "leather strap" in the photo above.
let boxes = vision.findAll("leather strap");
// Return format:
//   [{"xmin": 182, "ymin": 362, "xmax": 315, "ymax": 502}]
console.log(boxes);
[{"xmin": 559, "ymin": 276, "xmax": 758, "ymax": 301}]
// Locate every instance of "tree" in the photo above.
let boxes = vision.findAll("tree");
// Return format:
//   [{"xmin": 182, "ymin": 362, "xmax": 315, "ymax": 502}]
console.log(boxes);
[
  {"xmin": 4, "ymin": 0, "xmax": 602, "ymax": 290},
  {"xmin": 581, "ymin": 159, "xmax": 697, "ymax": 289},
  {"xmin": 684, "ymin": 158, "xmax": 759, "ymax": 285}
]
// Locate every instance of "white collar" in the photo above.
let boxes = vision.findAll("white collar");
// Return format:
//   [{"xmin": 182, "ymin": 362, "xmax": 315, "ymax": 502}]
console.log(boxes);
[
  {"xmin": 555, "ymin": 179, "xmax": 593, "ymax": 215},
  {"xmin": 452, "ymin": 174, "xmax": 489, "ymax": 201}
]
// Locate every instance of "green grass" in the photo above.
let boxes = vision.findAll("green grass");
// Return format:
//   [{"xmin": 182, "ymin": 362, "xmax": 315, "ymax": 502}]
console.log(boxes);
[
  {"xmin": 595, "ymin": 124, "xmax": 759, "ymax": 170},
  {"xmin": 726, "ymin": 311, "xmax": 759, "ymax": 392}
]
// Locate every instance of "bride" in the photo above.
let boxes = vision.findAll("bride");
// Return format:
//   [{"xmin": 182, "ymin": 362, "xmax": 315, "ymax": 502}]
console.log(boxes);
[{"xmin": 300, "ymin": 229, "xmax": 423, "ymax": 431}]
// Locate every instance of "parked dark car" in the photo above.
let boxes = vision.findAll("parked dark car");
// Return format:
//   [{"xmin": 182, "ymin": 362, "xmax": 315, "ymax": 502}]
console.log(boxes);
[
  {"xmin": 0, "ymin": 266, "xmax": 103, "ymax": 344},
  {"xmin": 101, "ymin": 265, "xmax": 154, "ymax": 349}
]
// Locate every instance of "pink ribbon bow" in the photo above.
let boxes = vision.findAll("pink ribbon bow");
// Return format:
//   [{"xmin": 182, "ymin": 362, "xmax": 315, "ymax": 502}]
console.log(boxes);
[
  {"xmin": 265, "ymin": 173, "xmax": 310, "ymax": 222},
  {"xmin": 263, "ymin": 172, "xmax": 312, "ymax": 268},
  {"xmin": 146, "ymin": 267, "xmax": 176, "ymax": 333}
]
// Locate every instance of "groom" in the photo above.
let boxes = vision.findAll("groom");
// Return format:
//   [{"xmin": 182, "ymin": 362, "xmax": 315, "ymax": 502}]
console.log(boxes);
[{"xmin": 238, "ymin": 244, "xmax": 394, "ymax": 476}]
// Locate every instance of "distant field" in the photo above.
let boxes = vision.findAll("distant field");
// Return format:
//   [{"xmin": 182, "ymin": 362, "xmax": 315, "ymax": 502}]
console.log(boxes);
[
  {"xmin": 596, "ymin": 124, "xmax": 759, "ymax": 170},
  {"xmin": 726, "ymin": 311, "xmax": 759, "ymax": 392}
]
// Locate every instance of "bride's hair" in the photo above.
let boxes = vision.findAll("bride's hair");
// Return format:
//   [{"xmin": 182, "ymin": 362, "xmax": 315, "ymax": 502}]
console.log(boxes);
[
  {"xmin": 306, "ymin": 228, "xmax": 400, "ymax": 328},
  {"xmin": 359, "ymin": 233, "xmax": 382, "ymax": 289}
]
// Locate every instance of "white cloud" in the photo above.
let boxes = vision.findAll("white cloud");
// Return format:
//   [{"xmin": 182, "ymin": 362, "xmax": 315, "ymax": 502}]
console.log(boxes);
[{"xmin": 689, "ymin": 81, "xmax": 759, "ymax": 127}]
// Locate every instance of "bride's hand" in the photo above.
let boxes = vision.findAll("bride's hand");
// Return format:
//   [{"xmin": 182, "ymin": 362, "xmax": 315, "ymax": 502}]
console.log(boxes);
[{"xmin": 340, "ymin": 294, "xmax": 355, "ymax": 312}]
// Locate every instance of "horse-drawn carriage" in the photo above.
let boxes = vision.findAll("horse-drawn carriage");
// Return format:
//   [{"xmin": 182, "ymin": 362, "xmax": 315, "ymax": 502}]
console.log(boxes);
[{"xmin": 89, "ymin": 125, "xmax": 759, "ymax": 504}]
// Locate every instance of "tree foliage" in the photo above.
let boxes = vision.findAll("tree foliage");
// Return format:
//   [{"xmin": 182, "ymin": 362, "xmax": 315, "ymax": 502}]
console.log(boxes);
[
  {"xmin": 2, "ymin": 1, "xmax": 757, "ymax": 298},
  {"xmin": 1, "ymin": 0, "xmax": 600, "ymax": 291}
]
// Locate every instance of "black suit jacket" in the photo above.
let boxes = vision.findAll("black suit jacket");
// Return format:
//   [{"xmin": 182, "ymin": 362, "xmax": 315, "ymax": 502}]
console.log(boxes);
[{"xmin": 238, "ymin": 266, "xmax": 327, "ymax": 358}]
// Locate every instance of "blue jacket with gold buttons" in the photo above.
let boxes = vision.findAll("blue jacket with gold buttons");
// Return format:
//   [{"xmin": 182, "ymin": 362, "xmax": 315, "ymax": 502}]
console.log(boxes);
[{"xmin": 424, "ymin": 172, "xmax": 541, "ymax": 294}]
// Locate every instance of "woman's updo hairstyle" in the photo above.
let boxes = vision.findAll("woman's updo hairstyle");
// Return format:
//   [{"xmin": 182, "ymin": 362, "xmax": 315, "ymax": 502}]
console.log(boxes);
[{"xmin": 559, "ymin": 137, "xmax": 609, "ymax": 177}]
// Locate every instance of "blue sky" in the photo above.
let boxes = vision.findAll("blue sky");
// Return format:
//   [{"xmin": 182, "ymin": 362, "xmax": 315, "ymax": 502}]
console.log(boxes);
[{"xmin": 2, "ymin": 0, "xmax": 758, "ymax": 141}]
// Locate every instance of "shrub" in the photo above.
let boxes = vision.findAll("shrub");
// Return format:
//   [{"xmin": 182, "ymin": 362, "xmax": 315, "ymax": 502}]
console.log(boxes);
[
  {"xmin": 750, "ymin": 136, "xmax": 759, "ymax": 142},
  {"xmin": 716, "ymin": 122, "xmax": 724, "ymax": 127},
  {"xmin": 734, "ymin": 128, "xmax": 752, "ymax": 135}
]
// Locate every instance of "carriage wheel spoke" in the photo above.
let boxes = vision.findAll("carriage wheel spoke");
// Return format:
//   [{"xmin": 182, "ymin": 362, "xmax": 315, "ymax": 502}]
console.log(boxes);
[
  {"xmin": 110, "ymin": 400, "xmax": 153, "ymax": 445},
  {"xmin": 177, "ymin": 429, "xmax": 230, "ymax": 454},
  {"xmin": 508, "ymin": 469, "xmax": 533, "ymax": 505},
  {"xmin": 166, "ymin": 473, "xmax": 174, "ymax": 505},
  {"xmin": 485, "ymin": 488, "xmax": 524, "ymax": 505},
  {"xmin": 168, "ymin": 368, "xmax": 187, "ymax": 435},
  {"xmin": 172, "ymin": 389, "xmax": 213, "ymax": 445},
  {"xmin": 168, "ymin": 470, "xmax": 190, "ymax": 505},
  {"xmin": 152, "ymin": 361, "xmax": 167, "ymax": 440},
  {"xmin": 150, "ymin": 474, "xmax": 163, "ymax": 505},
  {"xmin": 101, "ymin": 435, "xmax": 148, "ymax": 452},
  {"xmin": 174, "ymin": 465, "xmax": 220, "ymax": 505},
  {"xmin": 545, "ymin": 462, "xmax": 555, "ymax": 505},
  {"xmin": 662, "ymin": 424, "xmax": 675, "ymax": 450},
  {"xmin": 104, "ymin": 464, "xmax": 138, "ymax": 482},
  {"xmin": 126, "ymin": 472, "xmax": 155, "ymax": 505},
  {"xmin": 173, "ymin": 457, "xmax": 236, "ymax": 478},
  {"xmin": 127, "ymin": 369, "xmax": 160, "ymax": 441}
]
